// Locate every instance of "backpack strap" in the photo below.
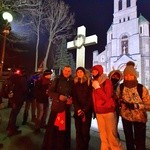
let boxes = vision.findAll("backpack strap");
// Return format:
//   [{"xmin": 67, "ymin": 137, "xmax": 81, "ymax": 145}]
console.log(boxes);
[
  {"xmin": 137, "ymin": 84, "xmax": 143, "ymax": 99},
  {"xmin": 120, "ymin": 83, "xmax": 124, "ymax": 96}
]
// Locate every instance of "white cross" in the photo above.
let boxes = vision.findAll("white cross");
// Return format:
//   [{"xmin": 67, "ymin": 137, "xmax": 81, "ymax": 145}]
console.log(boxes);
[{"xmin": 67, "ymin": 25, "xmax": 98, "ymax": 68}]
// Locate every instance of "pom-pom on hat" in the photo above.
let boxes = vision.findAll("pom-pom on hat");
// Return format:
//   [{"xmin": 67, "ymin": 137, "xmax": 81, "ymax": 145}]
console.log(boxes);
[
  {"xmin": 91, "ymin": 65, "xmax": 103, "ymax": 75},
  {"xmin": 126, "ymin": 61, "xmax": 135, "ymax": 67},
  {"xmin": 43, "ymin": 69, "xmax": 52, "ymax": 76},
  {"xmin": 76, "ymin": 67, "xmax": 86, "ymax": 74}
]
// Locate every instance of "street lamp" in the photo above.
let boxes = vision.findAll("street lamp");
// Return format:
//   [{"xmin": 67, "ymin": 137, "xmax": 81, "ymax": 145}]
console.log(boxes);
[{"xmin": 0, "ymin": 12, "xmax": 13, "ymax": 77}]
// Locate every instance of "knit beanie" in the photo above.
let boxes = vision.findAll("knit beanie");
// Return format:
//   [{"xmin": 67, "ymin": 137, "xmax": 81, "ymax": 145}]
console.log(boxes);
[
  {"xmin": 76, "ymin": 67, "xmax": 86, "ymax": 74},
  {"xmin": 91, "ymin": 65, "xmax": 103, "ymax": 75},
  {"xmin": 123, "ymin": 65, "xmax": 137, "ymax": 78},
  {"xmin": 43, "ymin": 69, "xmax": 52, "ymax": 76},
  {"xmin": 126, "ymin": 61, "xmax": 135, "ymax": 67}
]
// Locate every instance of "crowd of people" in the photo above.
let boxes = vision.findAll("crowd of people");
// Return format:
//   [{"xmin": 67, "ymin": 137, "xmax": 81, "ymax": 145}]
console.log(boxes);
[{"xmin": 0, "ymin": 61, "xmax": 150, "ymax": 150}]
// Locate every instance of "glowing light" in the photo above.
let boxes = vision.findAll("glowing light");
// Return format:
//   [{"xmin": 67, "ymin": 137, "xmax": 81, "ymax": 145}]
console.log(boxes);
[{"xmin": 2, "ymin": 12, "xmax": 13, "ymax": 22}]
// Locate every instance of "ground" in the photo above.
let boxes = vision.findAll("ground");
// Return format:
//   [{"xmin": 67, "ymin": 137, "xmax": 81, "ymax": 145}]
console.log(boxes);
[{"xmin": 0, "ymin": 99, "xmax": 149, "ymax": 150}]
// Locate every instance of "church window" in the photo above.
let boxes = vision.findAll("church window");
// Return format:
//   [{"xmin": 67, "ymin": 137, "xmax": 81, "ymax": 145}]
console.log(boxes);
[
  {"xmin": 128, "ymin": 16, "xmax": 130, "ymax": 21},
  {"xmin": 111, "ymin": 34, "xmax": 113, "ymax": 39},
  {"xmin": 119, "ymin": 0, "xmax": 122, "ymax": 10},
  {"xmin": 121, "ymin": 35, "xmax": 128, "ymax": 54},
  {"xmin": 127, "ymin": 0, "xmax": 131, "ymax": 7},
  {"xmin": 140, "ymin": 26, "xmax": 143, "ymax": 34},
  {"xmin": 119, "ymin": 19, "xmax": 121, "ymax": 23},
  {"xmin": 123, "ymin": 18, "xmax": 125, "ymax": 22}
]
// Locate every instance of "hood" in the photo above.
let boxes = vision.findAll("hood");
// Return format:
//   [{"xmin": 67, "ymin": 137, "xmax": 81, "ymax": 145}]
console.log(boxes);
[
  {"xmin": 108, "ymin": 70, "xmax": 123, "ymax": 83},
  {"xmin": 91, "ymin": 65, "xmax": 103, "ymax": 75}
]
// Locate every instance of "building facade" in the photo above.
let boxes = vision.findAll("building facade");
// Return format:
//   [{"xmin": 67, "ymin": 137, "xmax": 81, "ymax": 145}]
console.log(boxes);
[{"xmin": 93, "ymin": 0, "xmax": 150, "ymax": 89}]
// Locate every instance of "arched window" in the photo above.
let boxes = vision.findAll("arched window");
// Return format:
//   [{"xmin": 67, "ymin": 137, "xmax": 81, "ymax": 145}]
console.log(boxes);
[
  {"xmin": 119, "ymin": 0, "xmax": 122, "ymax": 10},
  {"xmin": 140, "ymin": 26, "xmax": 143, "ymax": 34},
  {"xmin": 127, "ymin": 0, "xmax": 131, "ymax": 7},
  {"xmin": 121, "ymin": 35, "xmax": 128, "ymax": 54}
]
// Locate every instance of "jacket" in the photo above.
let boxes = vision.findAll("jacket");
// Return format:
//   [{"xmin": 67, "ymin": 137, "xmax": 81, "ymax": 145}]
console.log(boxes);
[
  {"xmin": 92, "ymin": 74, "xmax": 116, "ymax": 114},
  {"xmin": 48, "ymin": 75, "xmax": 73, "ymax": 112}
]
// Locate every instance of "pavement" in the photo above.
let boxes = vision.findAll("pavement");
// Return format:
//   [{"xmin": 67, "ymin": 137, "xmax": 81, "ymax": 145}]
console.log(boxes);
[{"xmin": 0, "ymin": 99, "xmax": 149, "ymax": 150}]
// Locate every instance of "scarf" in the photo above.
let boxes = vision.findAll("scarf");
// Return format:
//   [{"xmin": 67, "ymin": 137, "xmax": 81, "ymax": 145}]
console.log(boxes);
[{"xmin": 124, "ymin": 80, "xmax": 138, "ymax": 88}]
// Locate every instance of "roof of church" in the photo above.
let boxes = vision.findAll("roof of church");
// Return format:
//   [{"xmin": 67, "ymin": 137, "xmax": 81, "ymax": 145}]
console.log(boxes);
[
  {"xmin": 107, "ymin": 24, "xmax": 112, "ymax": 32},
  {"xmin": 139, "ymin": 14, "xmax": 149, "ymax": 24}
]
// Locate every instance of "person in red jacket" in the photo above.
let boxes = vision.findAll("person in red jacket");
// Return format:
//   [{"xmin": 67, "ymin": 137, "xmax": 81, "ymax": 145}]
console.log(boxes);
[{"xmin": 91, "ymin": 65, "xmax": 123, "ymax": 150}]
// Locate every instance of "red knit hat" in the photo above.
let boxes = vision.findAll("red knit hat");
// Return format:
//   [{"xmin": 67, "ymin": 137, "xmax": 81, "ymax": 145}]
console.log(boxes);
[{"xmin": 91, "ymin": 65, "xmax": 103, "ymax": 75}]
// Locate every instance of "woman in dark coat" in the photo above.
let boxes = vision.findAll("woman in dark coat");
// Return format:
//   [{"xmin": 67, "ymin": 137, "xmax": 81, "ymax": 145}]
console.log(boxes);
[{"xmin": 72, "ymin": 67, "xmax": 93, "ymax": 150}]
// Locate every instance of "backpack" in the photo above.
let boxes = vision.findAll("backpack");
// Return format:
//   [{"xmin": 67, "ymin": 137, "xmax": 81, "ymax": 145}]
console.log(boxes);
[
  {"xmin": 120, "ymin": 83, "xmax": 143, "ymax": 99},
  {"xmin": 1, "ymin": 78, "xmax": 14, "ymax": 99}
]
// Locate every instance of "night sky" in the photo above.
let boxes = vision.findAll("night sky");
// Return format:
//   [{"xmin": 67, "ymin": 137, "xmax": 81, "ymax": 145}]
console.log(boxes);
[{"xmin": 64, "ymin": 0, "xmax": 150, "ymax": 69}]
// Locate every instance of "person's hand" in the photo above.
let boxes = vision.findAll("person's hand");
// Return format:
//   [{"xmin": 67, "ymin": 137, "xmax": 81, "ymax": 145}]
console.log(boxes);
[
  {"xmin": 77, "ymin": 109, "xmax": 84, "ymax": 117},
  {"xmin": 134, "ymin": 103, "xmax": 145, "ymax": 109},
  {"xmin": 66, "ymin": 97, "xmax": 72, "ymax": 105},
  {"xmin": 77, "ymin": 109, "xmax": 86, "ymax": 122},
  {"xmin": 92, "ymin": 80, "xmax": 100, "ymax": 89},
  {"xmin": 59, "ymin": 95, "xmax": 67, "ymax": 102}
]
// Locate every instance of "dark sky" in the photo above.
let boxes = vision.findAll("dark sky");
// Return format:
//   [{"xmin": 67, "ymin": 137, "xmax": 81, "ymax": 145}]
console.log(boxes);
[{"xmin": 64, "ymin": 0, "xmax": 150, "ymax": 69}]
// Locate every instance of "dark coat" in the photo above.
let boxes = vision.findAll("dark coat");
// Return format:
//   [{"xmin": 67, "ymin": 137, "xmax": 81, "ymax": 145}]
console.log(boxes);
[
  {"xmin": 72, "ymin": 80, "xmax": 93, "ymax": 114},
  {"xmin": 34, "ymin": 76, "xmax": 51, "ymax": 104},
  {"xmin": 9, "ymin": 74, "xmax": 28, "ymax": 104},
  {"xmin": 48, "ymin": 75, "xmax": 73, "ymax": 112}
]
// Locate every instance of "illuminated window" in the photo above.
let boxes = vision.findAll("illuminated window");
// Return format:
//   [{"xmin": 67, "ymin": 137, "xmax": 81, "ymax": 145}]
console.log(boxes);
[{"xmin": 121, "ymin": 35, "xmax": 128, "ymax": 54}]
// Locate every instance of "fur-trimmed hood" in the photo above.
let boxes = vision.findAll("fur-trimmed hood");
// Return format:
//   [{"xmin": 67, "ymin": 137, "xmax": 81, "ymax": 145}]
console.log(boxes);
[
  {"xmin": 74, "ymin": 69, "xmax": 91, "ymax": 86},
  {"xmin": 108, "ymin": 70, "xmax": 123, "ymax": 83}
]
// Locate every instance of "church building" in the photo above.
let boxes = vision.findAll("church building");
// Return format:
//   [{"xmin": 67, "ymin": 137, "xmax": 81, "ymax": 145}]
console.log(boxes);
[{"xmin": 93, "ymin": 0, "xmax": 150, "ymax": 89}]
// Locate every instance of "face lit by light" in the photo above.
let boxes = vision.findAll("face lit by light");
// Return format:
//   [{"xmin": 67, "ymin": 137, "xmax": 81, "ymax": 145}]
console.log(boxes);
[
  {"xmin": 63, "ymin": 67, "xmax": 72, "ymax": 78},
  {"xmin": 92, "ymin": 69, "xmax": 99, "ymax": 76},
  {"xmin": 45, "ymin": 74, "xmax": 51, "ymax": 79},
  {"xmin": 76, "ymin": 70, "xmax": 84, "ymax": 78},
  {"xmin": 124, "ymin": 74, "xmax": 135, "ymax": 81}
]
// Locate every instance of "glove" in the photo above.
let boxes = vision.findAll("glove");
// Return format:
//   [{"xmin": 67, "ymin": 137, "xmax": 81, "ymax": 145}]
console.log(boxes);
[
  {"xmin": 134, "ymin": 103, "xmax": 145, "ymax": 109},
  {"xmin": 92, "ymin": 80, "xmax": 100, "ymax": 89},
  {"xmin": 125, "ymin": 103, "xmax": 134, "ymax": 109}
]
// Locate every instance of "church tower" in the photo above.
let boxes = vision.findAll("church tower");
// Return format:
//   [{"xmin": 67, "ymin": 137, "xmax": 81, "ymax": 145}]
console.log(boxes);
[{"xmin": 93, "ymin": 0, "xmax": 150, "ymax": 89}]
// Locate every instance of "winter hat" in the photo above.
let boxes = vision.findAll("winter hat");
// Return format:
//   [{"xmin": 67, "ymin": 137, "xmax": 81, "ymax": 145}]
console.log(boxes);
[
  {"xmin": 123, "ymin": 65, "xmax": 137, "ymax": 78},
  {"xmin": 43, "ymin": 69, "xmax": 52, "ymax": 76},
  {"xmin": 126, "ymin": 61, "xmax": 135, "ymax": 67},
  {"xmin": 91, "ymin": 65, "xmax": 103, "ymax": 75},
  {"xmin": 76, "ymin": 67, "xmax": 86, "ymax": 74}
]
